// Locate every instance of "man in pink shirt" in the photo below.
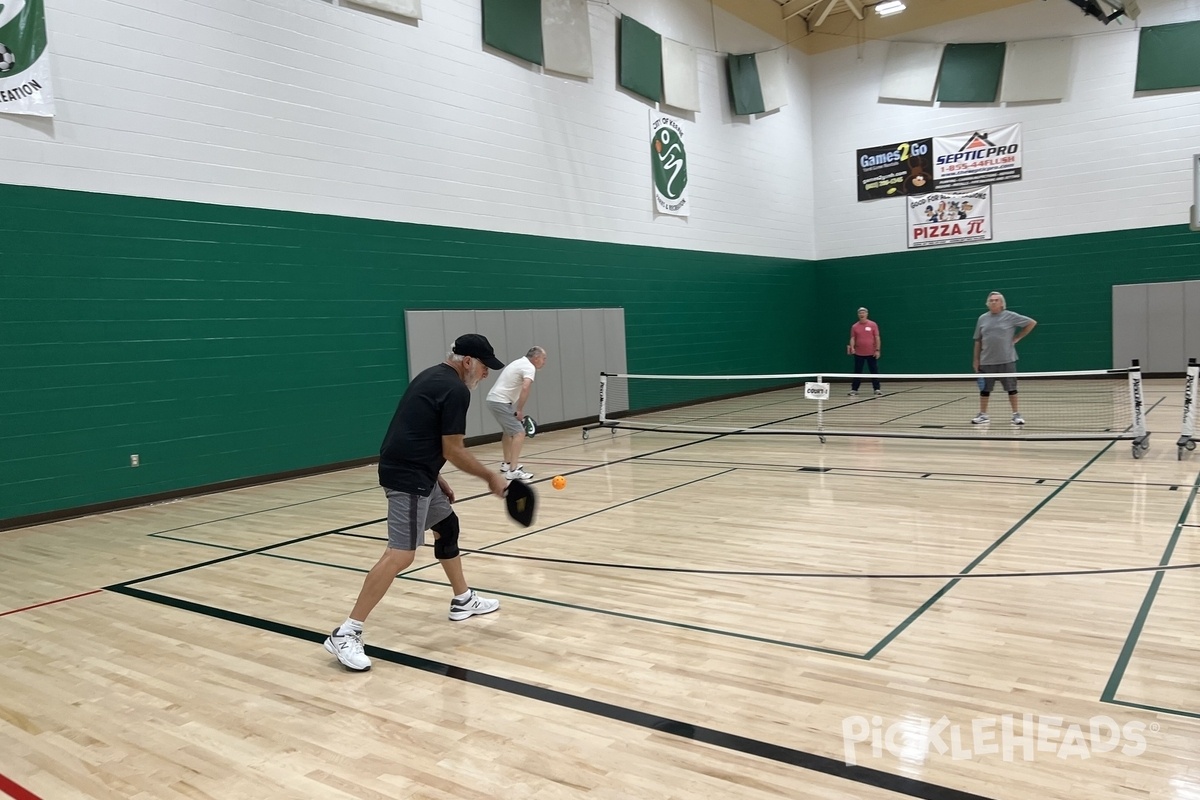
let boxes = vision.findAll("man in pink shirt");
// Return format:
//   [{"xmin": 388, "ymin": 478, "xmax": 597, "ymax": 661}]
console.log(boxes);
[{"xmin": 846, "ymin": 307, "xmax": 882, "ymax": 397}]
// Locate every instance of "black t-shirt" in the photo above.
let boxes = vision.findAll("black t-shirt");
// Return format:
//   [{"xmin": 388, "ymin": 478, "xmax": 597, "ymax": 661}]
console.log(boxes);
[{"xmin": 378, "ymin": 363, "xmax": 470, "ymax": 495}]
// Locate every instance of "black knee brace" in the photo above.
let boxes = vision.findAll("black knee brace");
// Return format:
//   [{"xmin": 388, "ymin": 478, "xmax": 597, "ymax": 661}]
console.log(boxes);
[
  {"xmin": 1007, "ymin": 390, "xmax": 1018, "ymax": 396},
  {"xmin": 980, "ymin": 390, "xmax": 991, "ymax": 397},
  {"xmin": 432, "ymin": 513, "xmax": 460, "ymax": 560}
]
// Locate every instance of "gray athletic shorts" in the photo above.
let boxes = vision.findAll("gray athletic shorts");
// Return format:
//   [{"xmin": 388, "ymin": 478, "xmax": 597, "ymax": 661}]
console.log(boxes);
[
  {"xmin": 486, "ymin": 399, "xmax": 525, "ymax": 436},
  {"xmin": 385, "ymin": 484, "xmax": 453, "ymax": 550},
  {"xmin": 980, "ymin": 362, "xmax": 1018, "ymax": 394}
]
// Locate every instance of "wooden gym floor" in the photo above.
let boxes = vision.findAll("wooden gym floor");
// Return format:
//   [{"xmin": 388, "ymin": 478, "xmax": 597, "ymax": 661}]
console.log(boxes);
[{"xmin": 1, "ymin": 378, "xmax": 1197, "ymax": 799}]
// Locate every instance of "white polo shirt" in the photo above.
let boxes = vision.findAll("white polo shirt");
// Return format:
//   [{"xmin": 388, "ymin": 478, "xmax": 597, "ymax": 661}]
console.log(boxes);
[{"xmin": 486, "ymin": 357, "xmax": 536, "ymax": 404}]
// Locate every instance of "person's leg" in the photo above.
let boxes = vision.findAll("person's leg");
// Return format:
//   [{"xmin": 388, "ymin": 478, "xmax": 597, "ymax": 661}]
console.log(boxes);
[
  {"xmin": 491, "ymin": 400, "xmax": 531, "ymax": 476},
  {"xmin": 867, "ymin": 356, "xmax": 881, "ymax": 391},
  {"xmin": 325, "ymin": 489, "xmax": 427, "ymax": 670},
  {"xmin": 427, "ymin": 490, "xmax": 500, "ymax": 621},
  {"xmin": 349, "ymin": 547, "xmax": 416, "ymax": 621},
  {"xmin": 1004, "ymin": 372, "xmax": 1022, "ymax": 422},
  {"xmin": 488, "ymin": 401, "xmax": 516, "ymax": 470},
  {"xmin": 975, "ymin": 371, "xmax": 994, "ymax": 422},
  {"xmin": 507, "ymin": 429, "xmax": 527, "ymax": 472},
  {"xmin": 851, "ymin": 355, "xmax": 865, "ymax": 393}
]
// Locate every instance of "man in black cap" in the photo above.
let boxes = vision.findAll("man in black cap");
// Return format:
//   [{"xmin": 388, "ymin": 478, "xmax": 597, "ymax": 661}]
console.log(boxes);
[{"xmin": 324, "ymin": 334, "xmax": 510, "ymax": 671}]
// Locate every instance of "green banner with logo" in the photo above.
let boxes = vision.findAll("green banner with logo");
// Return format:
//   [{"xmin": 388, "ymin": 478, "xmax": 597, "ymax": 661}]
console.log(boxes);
[
  {"xmin": 650, "ymin": 111, "xmax": 688, "ymax": 217},
  {"xmin": 0, "ymin": 0, "xmax": 54, "ymax": 117}
]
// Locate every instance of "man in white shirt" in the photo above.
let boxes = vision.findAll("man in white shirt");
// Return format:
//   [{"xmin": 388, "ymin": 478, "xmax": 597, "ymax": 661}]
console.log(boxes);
[{"xmin": 486, "ymin": 346, "xmax": 548, "ymax": 480}]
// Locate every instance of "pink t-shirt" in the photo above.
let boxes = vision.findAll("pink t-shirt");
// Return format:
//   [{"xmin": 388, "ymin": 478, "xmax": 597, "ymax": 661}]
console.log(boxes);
[{"xmin": 850, "ymin": 320, "xmax": 880, "ymax": 356}]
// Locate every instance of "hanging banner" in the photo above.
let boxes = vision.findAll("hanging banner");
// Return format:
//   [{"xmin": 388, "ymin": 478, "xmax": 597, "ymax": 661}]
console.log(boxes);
[
  {"xmin": 856, "ymin": 138, "xmax": 934, "ymax": 201},
  {"xmin": 856, "ymin": 123, "xmax": 1022, "ymax": 201},
  {"xmin": 907, "ymin": 186, "xmax": 992, "ymax": 249},
  {"xmin": 0, "ymin": 0, "xmax": 54, "ymax": 117},
  {"xmin": 932, "ymin": 123, "xmax": 1021, "ymax": 191},
  {"xmin": 650, "ymin": 111, "xmax": 689, "ymax": 217}
]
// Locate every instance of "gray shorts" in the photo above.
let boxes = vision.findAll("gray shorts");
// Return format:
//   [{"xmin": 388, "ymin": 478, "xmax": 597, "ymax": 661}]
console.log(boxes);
[
  {"xmin": 486, "ymin": 399, "xmax": 525, "ymax": 436},
  {"xmin": 980, "ymin": 362, "xmax": 1018, "ymax": 394},
  {"xmin": 385, "ymin": 484, "xmax": 453, "ymax": 550}
]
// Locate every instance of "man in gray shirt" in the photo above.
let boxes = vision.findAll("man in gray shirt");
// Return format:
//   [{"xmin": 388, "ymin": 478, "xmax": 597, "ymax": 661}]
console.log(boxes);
[{"xmin": 972, "ymin": 291, "xmax": 1037, "ymax": 425}]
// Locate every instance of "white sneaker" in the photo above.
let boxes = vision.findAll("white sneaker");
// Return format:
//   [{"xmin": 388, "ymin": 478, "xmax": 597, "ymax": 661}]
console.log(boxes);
[
  {"xmin": 874, "ymin": 389, "xmax": 884, "ymax": 397},
  {"xmin": 323, "ymin": 629, "xmax": 371, "ymax": 671},
  {"xmin": 449, "ymin": 589, "xmax": 500, "ymax": 621},
  {"xmin": 500, "ymin": 462, "xmax": 510, "ymax": 473},
  {"xmin": 847, "ymin": 391, "xmax": 858, "ymax": 397},
  {"xmin": 971, "ymin": 413, "xmax": 990, "ymax": 425},
  {"xmin": 504, "ymin": 468, "xmax": 533, "ymax": 480},
  {"xmin": 1011, "ymin": 413, "xmax": 1025, "ymax": 426}
]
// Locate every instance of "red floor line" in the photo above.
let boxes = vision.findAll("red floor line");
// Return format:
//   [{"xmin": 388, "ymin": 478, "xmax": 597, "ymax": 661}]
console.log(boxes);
[
  {"xmin": 0, "ymin": 773, "xmax": 44, "ymax": 800},
  {"xmin": 0, "ymin": 589, "xmax": 102, "ymax": 618}
]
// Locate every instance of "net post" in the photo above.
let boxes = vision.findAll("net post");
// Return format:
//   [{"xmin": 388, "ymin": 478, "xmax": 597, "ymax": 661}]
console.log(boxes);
[
  {"xmin": 582, "ymin": 372, "xmax": 611, "ymax": 439},
  {"xmin": 1128, "ymin": 359, "xmax": 1150, "ymax": 457},
  {"xmin": 1178, "ymin": 358, "xmax": 1199, "ymax": 456},
  {"xmin": 816, "ymin": 374, "xmax": 825, "ymax": 441},
  {"xmin": 599, "ymin": 373, "xmax": 609, "ymax": 423}
]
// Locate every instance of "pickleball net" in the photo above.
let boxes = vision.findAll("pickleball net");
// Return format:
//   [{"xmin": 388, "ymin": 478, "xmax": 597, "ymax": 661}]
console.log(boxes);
[{"xmin": 591, "ymin": 366, "xmax": 1148, "ymax": 448}]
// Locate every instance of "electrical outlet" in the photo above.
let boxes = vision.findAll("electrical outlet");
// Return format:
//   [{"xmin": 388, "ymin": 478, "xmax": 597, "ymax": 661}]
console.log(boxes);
[{"xmin": 130, "ymin": 454, "xmax": 140, "ymax": 468}]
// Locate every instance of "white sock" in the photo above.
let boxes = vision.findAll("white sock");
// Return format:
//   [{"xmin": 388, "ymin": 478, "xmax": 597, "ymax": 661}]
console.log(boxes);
[
  {"xmin": 453, "ymin": 589, "xmax": 473, "ymax": 602},
  {"xmin": 337, "ymin": 618, "xmax": 364, "ymax": 636}
]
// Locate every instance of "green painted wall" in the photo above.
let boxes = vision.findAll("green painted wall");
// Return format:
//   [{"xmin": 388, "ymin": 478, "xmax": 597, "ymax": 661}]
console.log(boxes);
[
  {"xmin": 0, "ymin": 184, "xmax": 816, "ymax": 523},
  {"xmin": 816, "ymin": 226, "xmax": 1200, "ymax": 375},
  {"xmin": 7, "ymin": 182, "xmax": 1200, "ymax": 525}
]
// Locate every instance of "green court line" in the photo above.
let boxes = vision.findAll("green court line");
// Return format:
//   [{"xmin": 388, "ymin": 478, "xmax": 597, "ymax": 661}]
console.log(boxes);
[
  {"xmin": 863, "ymin": 439, "xmax": 1119, "ymax": 659},
  {"xmin": 1100, "ymin": 470, "xmax": 1200, "ymax": 719},
  {"xmin": 1103, "ymin": 698, "xmax": 1200, "ymax": 721}
]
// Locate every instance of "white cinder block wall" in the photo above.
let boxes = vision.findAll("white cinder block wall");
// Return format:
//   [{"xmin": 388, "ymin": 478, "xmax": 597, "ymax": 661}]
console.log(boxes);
[
  {"xmin": 810, "ymin": 0, "xmax": 1200, "ymax": 260},
  {"xmin": 1, "ymin": 0, "xmax": 817, "ymax": 260}
]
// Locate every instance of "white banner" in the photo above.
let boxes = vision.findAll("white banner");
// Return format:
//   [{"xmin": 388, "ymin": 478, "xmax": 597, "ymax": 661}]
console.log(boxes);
[
  {"xmin": 0, "ymin": 0, "xmax": 55, "ymax": 117},
  {"xmin": 932, "ymin": 123, "xmax": 1021, "ymax": 191},
  {"xmin": 907, "ymin": 186, "xmax": 992, "ymax": 249},
  {"xmin": 650, "ymin": 111, "xmax": 689, "ymax": 217}
]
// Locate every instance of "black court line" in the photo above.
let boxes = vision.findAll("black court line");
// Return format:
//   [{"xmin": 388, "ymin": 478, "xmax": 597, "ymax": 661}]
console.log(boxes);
[{"xmin": 103, "ymin": 583, "xmax": 997, "ymax": 800}]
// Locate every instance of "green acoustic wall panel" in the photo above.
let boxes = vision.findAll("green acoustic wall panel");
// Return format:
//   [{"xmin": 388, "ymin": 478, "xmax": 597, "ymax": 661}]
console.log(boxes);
[
  {"xmin": 1135, "ymin": 21, "xmax": 1200, "ymax": 92},
  {"xmin": 0, "ymin": 184, "xmax": 815, "ymax": 523},
  {"xmin": 815, "ymin": 225, "xmax": 1200, "ymax": 376},
  {"xmin": 619, "ymin": 15, "xmax": 662, "ymax": 103},
  {"xmin": 482, "ymin": 0, "xmax": 543, "ymax": 65},
  {"xmin": 727, "ymin": 54, "xmax": 765, "ymax": 116},
  {"xmin": 937, "ymin": 43, "xmax": 1006, "ymax": 103}
]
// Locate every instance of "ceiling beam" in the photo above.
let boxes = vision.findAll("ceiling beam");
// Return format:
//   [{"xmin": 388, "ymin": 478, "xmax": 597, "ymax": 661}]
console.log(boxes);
[
  {"xmin": 781, "ymin": 0, "xmax": 825, "ymax": 21},
  {"xmin": 813, "ymin": 0, "xmax": 840, "ymax": 27},
  {"xmin": 844, "ymin": 0, "xmax": 863, "ymax": 19}
]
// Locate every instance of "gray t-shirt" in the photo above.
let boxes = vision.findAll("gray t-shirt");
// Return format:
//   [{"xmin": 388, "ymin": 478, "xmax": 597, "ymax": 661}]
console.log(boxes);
[{"xmin": 974, "ymin": 309, "xmax": 1033, "ymax": 365}]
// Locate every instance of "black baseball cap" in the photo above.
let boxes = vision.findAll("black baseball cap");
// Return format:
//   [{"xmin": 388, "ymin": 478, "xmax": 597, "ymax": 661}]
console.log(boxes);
[{"xmin": 452, "ymin": 334, "xmax": 504, "ymax": 370}]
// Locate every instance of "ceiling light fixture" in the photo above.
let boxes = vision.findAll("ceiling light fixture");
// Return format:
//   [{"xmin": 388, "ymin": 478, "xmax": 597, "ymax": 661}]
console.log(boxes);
[{"xmin": 875, "ymin": 0, "xmax": 906, "ymax": 16}]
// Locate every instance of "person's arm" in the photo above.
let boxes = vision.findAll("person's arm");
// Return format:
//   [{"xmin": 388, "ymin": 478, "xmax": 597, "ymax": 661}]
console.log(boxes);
[
  {"xmin": 443, "ymin": 434, "xmax": 507, "ymax": 497},
  {"xmin": 436, "ymin": 475, "xmax": 456, "ymax": 504},
  {"xmin": 1013, "ymin": 319, "xmax": 1037, "ymax": 344},
  {"xmin": 973, "ymin": 339, "xmax": 982, "ymax": 372},
  {"xmin": 847, "ymin": 326, "xmax": 855, "ymax": 356},
  {"xmin": 513, "ymin": 378, "xmax": 534, "ymax": 421},
  {"xmin": 874, "ymin": 328, "xmax": 881, "ymax": 359}
]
